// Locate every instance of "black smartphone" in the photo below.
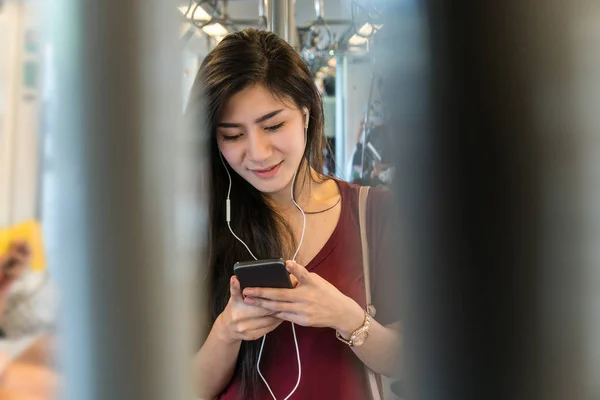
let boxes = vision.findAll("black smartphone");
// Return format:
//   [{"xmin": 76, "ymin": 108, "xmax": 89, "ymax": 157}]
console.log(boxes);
[{"xmin": 233, "ymin": 258, "xmax": 293, "ymax": 291}]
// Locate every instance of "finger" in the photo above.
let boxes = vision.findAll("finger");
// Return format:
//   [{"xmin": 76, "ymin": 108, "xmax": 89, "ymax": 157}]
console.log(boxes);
[
  {"xmin": 244, "ymin": 297, "xmax": 301, "ymax": 313},
  {"xmin": 285, "ymin": 260, "xmax": 311, "ymax": 284},
  {"xmin": 274, "ymin": 312, "xmax": 306, "ymax": 326},
  {"xmin": 290, "ymin": 274, "xmax": 299, "ymax": 288},
  {"xmin": 229, "ymin": 276, "xmax": 243, "ymax": 300},
  {"xmin": 244, "ymin": 323, "xmax": 283, "ymax": 341},
  {"xmin": 240, "ymin": 303, "xmax": 278, "ymax": 318},
  {"xmin": 242, "ymin": 315, "xmax": 281, "ymax": 331},
  {"xmin": 243, "ymin": 287, "xmax": 294, "ymax": 302}
]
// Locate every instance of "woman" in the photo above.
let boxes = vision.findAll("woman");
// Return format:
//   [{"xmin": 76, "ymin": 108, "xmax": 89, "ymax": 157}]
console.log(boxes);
[{"xmin": 190, "ymin": 29, "xmax": 401, "ymax": 400}]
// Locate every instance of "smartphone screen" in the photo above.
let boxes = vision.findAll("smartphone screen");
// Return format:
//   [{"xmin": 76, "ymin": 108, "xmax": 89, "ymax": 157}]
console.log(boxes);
[{"xmin": 233, "ymin": 258, "xmax": 293, "ymax": 291}]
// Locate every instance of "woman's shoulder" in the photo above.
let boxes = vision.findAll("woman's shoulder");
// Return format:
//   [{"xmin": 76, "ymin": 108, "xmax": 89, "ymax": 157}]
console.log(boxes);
[{"xmin": 335, "ymin": 179, "xmax": 392, "ymax": 210}]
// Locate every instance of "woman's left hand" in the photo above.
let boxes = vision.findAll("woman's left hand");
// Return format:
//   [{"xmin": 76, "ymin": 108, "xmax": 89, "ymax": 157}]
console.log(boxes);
[{"xmin": 242, "ymin": 260, "xmax": 365, "ymax": 338}]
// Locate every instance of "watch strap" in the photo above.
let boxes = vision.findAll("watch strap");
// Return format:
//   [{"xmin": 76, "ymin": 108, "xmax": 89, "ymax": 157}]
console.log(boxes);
[{"xmin": 336, "ymin": 311, "xmax": 370, "ymax": 347}]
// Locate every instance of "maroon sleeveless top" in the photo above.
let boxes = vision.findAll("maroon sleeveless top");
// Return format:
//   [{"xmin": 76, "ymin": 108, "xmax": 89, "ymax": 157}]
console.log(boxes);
[{"xmin": 218, "ymin": 180, "xmax": 398, "ymax": 400}]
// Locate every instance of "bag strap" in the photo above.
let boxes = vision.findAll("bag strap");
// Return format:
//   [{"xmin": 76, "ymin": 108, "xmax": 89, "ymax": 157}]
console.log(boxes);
[
  {"xmin": 358, "ymin": 186, "xmax": 383, "ymax": 400},
  {"xmin": 359, "ymin": 186, "xmax": 372, "ymax": 304}
]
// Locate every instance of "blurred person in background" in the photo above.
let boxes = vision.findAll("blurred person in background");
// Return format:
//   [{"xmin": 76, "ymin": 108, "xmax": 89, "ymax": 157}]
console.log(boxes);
[
  {"xmin": 350, "ymin": 109, "xmax": 395, "ymax": 187},
  {"xmin": 0, "ymin": 241, "xmax": 59, "ymax": 399},
  {"xmin": 0, "ymin": 241, "xmax": 31, "ymax": 319},
  {"xmin": 189, "ymin": 29, "xmax": 401, "ymax": 400}
]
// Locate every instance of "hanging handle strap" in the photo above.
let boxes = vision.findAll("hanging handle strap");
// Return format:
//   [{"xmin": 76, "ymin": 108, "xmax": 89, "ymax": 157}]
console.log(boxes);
[{"xmin": 358, "ymin": 186, "xmax": 383, "ymax": 400}]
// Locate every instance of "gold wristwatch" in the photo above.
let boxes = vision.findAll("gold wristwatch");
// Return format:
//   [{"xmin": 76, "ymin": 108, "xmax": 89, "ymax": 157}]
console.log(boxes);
[{"xmin": 336, "ymin": 310, "xmax": 371, "ymax": 347}]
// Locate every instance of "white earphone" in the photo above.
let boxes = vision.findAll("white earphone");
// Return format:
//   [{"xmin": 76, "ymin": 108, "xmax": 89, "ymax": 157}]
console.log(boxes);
[
  {"xmin": 303, "ymin": 106, "xmax": 309, "ymax": 131},
  {"xmin": 220, "ymin": 106, "xmax": 310, "ymax": 400}
]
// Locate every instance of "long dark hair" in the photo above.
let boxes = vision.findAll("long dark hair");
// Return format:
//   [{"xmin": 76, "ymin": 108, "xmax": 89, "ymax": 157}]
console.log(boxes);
[{"xmin": 186, "ymin": 29, "xmax": 326, "ymax": 399}]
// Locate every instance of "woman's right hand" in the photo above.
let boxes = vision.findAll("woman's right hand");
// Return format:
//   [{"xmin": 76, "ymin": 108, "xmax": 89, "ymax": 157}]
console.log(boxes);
[{"xmin": 218, "ymin": 276, "xmax": 283, "ymax": 342}]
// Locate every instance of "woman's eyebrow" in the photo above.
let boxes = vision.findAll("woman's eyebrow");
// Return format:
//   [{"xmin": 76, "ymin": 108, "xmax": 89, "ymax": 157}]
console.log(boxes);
[{"xmin": 217, "ymin": 109, "xmax": 284, "ymax": 128}]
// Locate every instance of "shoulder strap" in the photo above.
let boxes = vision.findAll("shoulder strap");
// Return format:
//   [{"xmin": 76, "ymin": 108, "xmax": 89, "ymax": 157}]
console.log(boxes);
[
  {"xmin": 359, "ymin": 186, "xmax": 372, "ymax": 304},
  {"xmin": 358, "ymin": 186, "xmax": 383, "ymax": 400}
]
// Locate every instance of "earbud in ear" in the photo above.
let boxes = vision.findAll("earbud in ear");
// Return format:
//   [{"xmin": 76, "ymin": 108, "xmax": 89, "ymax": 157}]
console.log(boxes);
[{"xmin": 302, "ymin": 107, "xmax": 310, "ymax": 131}]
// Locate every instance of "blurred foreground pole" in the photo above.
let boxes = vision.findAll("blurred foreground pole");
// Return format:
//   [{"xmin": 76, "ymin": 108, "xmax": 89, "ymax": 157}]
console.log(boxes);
[
  {"xmin": 48, "ymin": 0, "xmax": 202, "ymax": 399},
  {"xmin": 382, "ymin": 1, "xmax": 600, "ymax": 400}
]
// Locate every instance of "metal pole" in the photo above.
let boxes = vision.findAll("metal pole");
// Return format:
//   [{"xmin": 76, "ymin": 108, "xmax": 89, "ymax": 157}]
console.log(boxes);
[
  {"xmin": 47, "ymin": 0, "xmax": 201, "ymax": 399},
  {"xmin": 259, "ymin": 0, "xmax": 268, "ymax": 21},
  {"xmin": 314, "ymin": 0, "xmax": 325, "ymax": 19},
  {"xmin": 289, "ymin": 0, "xmax": 300, "ymax": 50},
  {"xmin": 267, "ymin": 0, "xmax": 293, "ymax": 43}
]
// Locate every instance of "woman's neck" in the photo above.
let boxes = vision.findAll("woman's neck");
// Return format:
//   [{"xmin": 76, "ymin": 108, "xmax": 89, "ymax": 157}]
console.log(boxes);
[{"xmin": 265, "ymin": 167, "xmax": 317, "ymax": 212}]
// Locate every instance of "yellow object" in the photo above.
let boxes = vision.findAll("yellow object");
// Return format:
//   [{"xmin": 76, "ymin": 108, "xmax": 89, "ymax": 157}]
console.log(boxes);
[{"xmin": 0, "ymin": 220, "xmax": 46, "ymax": 271}]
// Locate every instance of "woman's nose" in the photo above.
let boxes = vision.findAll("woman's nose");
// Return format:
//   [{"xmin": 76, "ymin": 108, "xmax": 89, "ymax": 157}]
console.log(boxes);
[{"xmin": 246, "ymin": 129, "xmax": 272, "ymax": 163}]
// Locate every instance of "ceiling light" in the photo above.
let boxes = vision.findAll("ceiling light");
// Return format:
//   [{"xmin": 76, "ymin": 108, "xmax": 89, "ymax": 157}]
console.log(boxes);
[
  {"xmin": 202, "ymin": 23, "xmax": 228, "ymax": 37},
  {"xmin": 178, "ymin": 5, "xmax": 210, "ymax": 20},
  {"xmin": 178, "ymin": 5, "xmax": 229, "ymax": 39}
]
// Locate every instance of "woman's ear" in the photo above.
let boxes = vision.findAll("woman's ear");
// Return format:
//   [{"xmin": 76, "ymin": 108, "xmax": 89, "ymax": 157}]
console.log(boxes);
[{"xmin": 302, "ymin": 107, "xmax": 310, "ymax": 131}]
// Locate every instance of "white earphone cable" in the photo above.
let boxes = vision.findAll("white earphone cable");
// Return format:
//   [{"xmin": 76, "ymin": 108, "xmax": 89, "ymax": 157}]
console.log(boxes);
[
  {"xmin": 221, "ymin": 152, "xmax": 259, "ymax": 260},
  {"xmin": 255, "ymin": 170, "xmax": 305, "ymax": 400},
  {"xmin": 219, "ymin": 108, "xmax": 308, "ymax": 399}
]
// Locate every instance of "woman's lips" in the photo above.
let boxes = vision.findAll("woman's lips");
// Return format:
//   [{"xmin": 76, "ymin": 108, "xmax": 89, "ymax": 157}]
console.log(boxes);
[{"xmin": 251, "ymin": 162, "xmax": 282, "ymax": 179}]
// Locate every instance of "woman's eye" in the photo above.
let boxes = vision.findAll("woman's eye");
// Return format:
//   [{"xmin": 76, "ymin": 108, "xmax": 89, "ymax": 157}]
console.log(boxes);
[
  {"xmin": 222, "ymin": 134, "xmax": 242, "ymax": 142},
  {"xmin": 265, "ymin": 122, "xmax": 285, "ymax": 132}
]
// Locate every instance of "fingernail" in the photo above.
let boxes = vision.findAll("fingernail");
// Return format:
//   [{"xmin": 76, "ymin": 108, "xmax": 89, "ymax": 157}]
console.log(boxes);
[
  {"xmin": 230, "ymin": 276, "xmax": 235, "ymax": 284},
  {"xmin": 244, "ymin": 297, "xmax": 255, "ymax": 304}
]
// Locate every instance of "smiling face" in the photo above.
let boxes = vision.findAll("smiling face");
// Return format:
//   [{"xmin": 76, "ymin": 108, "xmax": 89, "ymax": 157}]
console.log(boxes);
[{"xmin": 216, "ymin": 85, "xmax": 308, "ymax": 195}]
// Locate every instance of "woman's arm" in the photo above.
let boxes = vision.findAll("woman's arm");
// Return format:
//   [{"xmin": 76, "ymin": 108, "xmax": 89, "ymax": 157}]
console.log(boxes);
[
  {"xmin": 242, "ymin": 261, "xmax": 402, "ymax": 378},
  {"xmin": 336, "ymin": 304, "xmax": 402, "ymax": 377},
  {"xmin": 194, "ymin": 276, "xmax": 283, "ymax": 399},
  {"xmin": 193, "ymin": 315, "xmax": 242, "ymax": 400}
]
